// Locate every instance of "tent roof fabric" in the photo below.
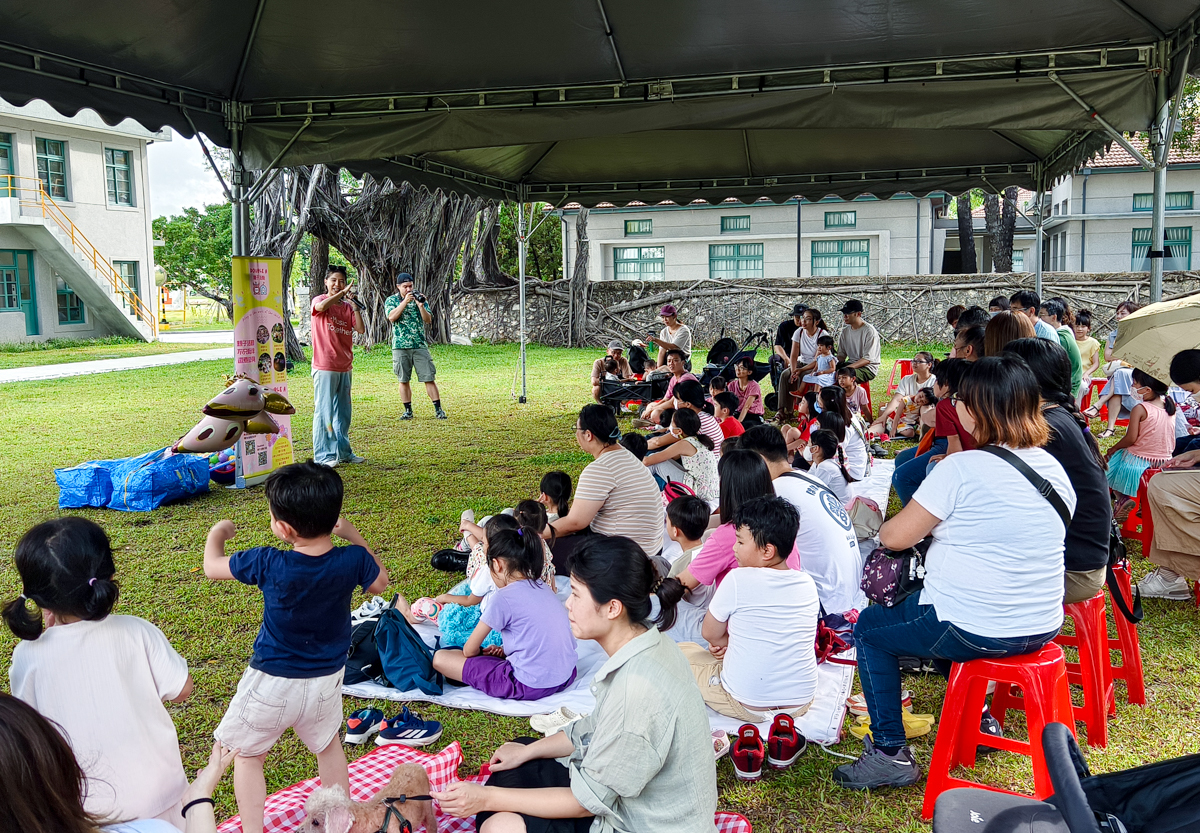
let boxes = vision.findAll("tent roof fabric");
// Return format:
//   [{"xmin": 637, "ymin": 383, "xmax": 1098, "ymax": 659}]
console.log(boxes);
[{"xmin": 2, "ymin": 1, "xmax": 1199, "ymax": 204}]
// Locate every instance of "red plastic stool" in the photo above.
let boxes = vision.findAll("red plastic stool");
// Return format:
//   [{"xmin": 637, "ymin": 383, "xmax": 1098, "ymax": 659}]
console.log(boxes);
[
  {"xmin": 1120, "ymin": 468, "xmax": 1161, "ymax": 549},
  {"xmin": 1049, "ymin": 592, "xmax": 1114, "ymax": 747},
  {"xmin": 921, "ymin": 644, "xmax": 1074, "ymax": 820},
  {"xmin": 1106, "ymin": 561, "xmax": 1146, "ymax": 706},
  {"xmin": 858, "ymin": 379, "xmax": 873, "ymax": 419}
]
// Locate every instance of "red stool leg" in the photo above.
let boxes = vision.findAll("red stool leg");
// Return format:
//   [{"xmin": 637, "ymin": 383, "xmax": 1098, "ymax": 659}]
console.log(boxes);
[
  {"xmin": 1107, "ymin": 562, "xmax": 1146, "ymax": 706},
  {"xmin": 1059, "ymin": 594, "xmax": 1112, "ymax": 747},
  {"xmin": 922, "ymin": 661, "xmax": 975, "ymax": 820},
  {"xmin": 1016, "ymin": 649, "xmax": 1075, "ymax": 799}
]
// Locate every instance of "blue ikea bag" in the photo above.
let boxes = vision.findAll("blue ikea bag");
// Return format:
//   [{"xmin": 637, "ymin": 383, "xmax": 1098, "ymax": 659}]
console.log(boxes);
[
  {"xmin": 374, "ymin": 608, "xmax": 444, "ymax": 695},
  {"xmin": 56, "ymin": 448, "xmax": 209, "ymax": 512}
]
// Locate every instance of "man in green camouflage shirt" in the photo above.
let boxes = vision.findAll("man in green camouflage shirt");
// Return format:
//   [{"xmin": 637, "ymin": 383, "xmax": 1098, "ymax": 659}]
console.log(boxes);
[{"xmin": 384, "ymin": 273, "xmax": 446, "ymax": 419}]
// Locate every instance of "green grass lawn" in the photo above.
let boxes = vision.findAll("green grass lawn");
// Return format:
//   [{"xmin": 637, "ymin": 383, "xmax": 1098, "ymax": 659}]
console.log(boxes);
[
  {"xmin": 161, "ymin": 308, "xmax": 234, "ymax": 331},
  {"xmin": 0, "ymin": 337, "xmax": 227, "ymax": 369},
  {"xmin": 1, "ymin": 341, "xmax": 1197, "ymax": 832}
]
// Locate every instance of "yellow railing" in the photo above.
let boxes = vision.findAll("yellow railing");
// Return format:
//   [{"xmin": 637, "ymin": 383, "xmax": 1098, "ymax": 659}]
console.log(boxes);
[{"xmin": 1, "ymin": 174, "xmax": 157, "ymax": 337}]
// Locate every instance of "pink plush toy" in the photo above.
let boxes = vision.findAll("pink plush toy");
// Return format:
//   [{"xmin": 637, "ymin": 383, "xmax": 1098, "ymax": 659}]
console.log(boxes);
[{"xmin": 299, "ymin": 763, "xmax": 436, "ymax": 833}]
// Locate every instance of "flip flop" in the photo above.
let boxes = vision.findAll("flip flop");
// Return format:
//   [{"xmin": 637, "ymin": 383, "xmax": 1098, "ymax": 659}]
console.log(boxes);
[{"xmin": 1082, "ymin": 406, "xmax": 1100, "ymax": 419}]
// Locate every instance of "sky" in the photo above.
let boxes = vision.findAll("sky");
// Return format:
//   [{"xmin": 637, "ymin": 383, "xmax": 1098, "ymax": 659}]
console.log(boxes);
[{"xmin": 146, "ymin": 131, "xmax": 227, "ymax": 219}]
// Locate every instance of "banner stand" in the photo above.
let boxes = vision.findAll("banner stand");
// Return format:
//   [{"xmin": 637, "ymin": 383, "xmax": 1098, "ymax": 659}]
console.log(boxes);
[{"xmin": 231, "ymin": 256, "xmax": 294, "ymax": 489}]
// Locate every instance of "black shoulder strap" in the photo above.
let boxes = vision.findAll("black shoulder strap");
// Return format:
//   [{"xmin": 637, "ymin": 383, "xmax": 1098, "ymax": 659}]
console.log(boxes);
[{"xmin": 977, "ymin": 446, "xmax": 1072, "ymax": 528}]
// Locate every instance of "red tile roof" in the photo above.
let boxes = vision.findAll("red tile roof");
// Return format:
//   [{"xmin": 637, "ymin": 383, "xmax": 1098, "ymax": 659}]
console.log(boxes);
[{"xmin": 1086, "ymin": 136, "xmax": 1200, "ymax": 168}]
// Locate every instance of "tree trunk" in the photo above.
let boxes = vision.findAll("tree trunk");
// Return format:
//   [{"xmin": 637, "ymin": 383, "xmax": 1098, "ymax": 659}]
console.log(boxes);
[
  {"xmin": 998, "ymin": 186, "xmax": 1019, "ymax": 272},
  {"xmin": 956, "ymin": 193, "xmax": 978, "ymax": 274},
  {"xmin": 983, "ymin": 193, "xmax": 1002, "ymax": 273},
  {"xmin": 568, "ymin": 208, "xmax": 590, "ymax": 346},
  {"xmin": 309, "ymin": 236, "xmax": 329, "ymax": 300},
  {"xmin": 460, "ymin": 202, "xmax": 515, "ymax": 288}
]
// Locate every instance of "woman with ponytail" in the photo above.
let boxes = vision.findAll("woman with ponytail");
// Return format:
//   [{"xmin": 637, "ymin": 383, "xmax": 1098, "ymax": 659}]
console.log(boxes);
[
  {"xmin": 550, "ymin": 405, "xmax": 666, "ymax": 571},
  {"xmin": 820, "ymin": 385, "xmax": 870, "ymax": 480},
  {"xmin": 1004, "ymin": 338, "xmax": 1113, "ymax": 603},
  {"xmin": 433, "ymin": 522, "xmax": 578, "ymax": 701},
  {"xmin": 433, "ymin": 535, "xmax": 717, "ymax": 833},
  {"xmin": 5, "ymin": 517, "xmax": 194, "ymax": 826}
]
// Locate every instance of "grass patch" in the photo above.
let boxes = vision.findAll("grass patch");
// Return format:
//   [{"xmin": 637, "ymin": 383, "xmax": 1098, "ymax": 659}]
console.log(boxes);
[
  {"xmin": 0, "ymin": 339, "xmax": 227, "ymax": 370},
  {"xmin": 1, "ymin": 340, "xmax": 1196, "ymax": 832}
]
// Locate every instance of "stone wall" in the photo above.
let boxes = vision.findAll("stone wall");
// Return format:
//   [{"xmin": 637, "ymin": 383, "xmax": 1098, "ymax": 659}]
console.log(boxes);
[{"xmin": 451, "ymin": 272, "xmax": 1200, "ymax": 347}]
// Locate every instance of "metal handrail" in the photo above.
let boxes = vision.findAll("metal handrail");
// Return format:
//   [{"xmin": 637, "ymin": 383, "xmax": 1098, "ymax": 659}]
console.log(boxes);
[{"xmin": 1, "ymin": 174, "xmax": 157, "ymax": 336}]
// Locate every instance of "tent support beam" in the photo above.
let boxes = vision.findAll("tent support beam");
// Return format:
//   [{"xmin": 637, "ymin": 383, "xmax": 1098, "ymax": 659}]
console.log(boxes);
[
  {"xmin": 1105, "ymin": 0, "xmax": 1167, "ymax": 39},
  {"xmin": 232, "ymin": 0, "xmax": 269, "ymax": 99},
  {"xmin": 1047, "ymin": 72, "xmax": 1154, "ymax": 170},
  {"xmin": 593, "ymin": 0, "xmax": 627, "ymax": 83},
  {"xmin": 181, "ymin": 108, "xmax": 233, "ymax": 202},
  {"xmin": 1150, "ymin": 43, "xmax": 1171, "ymax": 303},
  {"xmin": 230, "ymin": 122, "xmax": 250, "ymax": 258},
  {"xmin": 1034, "ymin": 165, "xmax": 1045, "ymax": 296},
  {"xmin": 244, "ymin": 116, "xmax": 313, "ymax": 203}
]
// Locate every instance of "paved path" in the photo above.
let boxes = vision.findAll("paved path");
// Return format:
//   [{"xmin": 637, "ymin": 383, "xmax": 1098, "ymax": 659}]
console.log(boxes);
[
  {"xmin": 159, "ymin": 330, "xmax": 234, "ymax": 344},
  {"xmin": 0, "ymin": 347, "xmax": 233, "ymax": 384}
]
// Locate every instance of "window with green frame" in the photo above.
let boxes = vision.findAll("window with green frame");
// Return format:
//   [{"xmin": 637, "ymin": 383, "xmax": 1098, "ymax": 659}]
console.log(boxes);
[
  {"xmin": 624, "ymin": 218, "xmax": 652, "ymax": 236},
  {"xmin": 105, "ymin": 148, "xmax": 134, "ymax": 206},
  {"xmin": 35, "ymin": 138, "xmax": 69, "ymax": 199},
  {"xmin": 56, "ymin": 276, "xmax": 85, "ymax": 324},
  {"xmin": 114, "ymin": 261, "xmax": 140, "ymax": 311},
  {"xmin": 824, "ymin": 210, "xmax": 857, "ymax": 228},
  {"xmin": 720, "ymin": 215, "xmax": 751, "ymax": 233},
  {"xmin": 812, "ymin": 239, "xmax": 870, "ymax": 276},
  {"xmin": 613, "ymin": 246, "xmax": 664, "ymax": 279},
  {"xmin": 1132, "ymin": 227, "xmax": 1191, "ymax": 270},
  {"xmin": 709, "ymin": 243, "xmax": 763, "ymax": 280},
  {"xmin": 0, "ymin": 132, "xmax": 13, "ymax": 197},
  {"xmin": 0, "ymin": 250, "xmax": 33, "ymax": 311},
  {"xmin": 1133, "ymin": 191, "xmax": 1194, "ymax": 211}
]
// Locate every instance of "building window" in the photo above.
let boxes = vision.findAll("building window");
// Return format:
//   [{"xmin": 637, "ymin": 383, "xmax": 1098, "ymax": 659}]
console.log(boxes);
[
  {"xmin": 720, "ymin": 215, "xmax": 751, "ymax": 233},
  {"xmin": 1049, "ymin": 232, "xmax": 1067, "ymax": 271},
  {"xmin": 105, "ymin": 148, "xmax": 134, "ymax": 206},
  {"xmin": 613, "ymin": 246, "xmax": 664, "ymax": 279},
  {"xmin": 824, "ymin": 210, "xmax": 856, "ymax": 229},
  {"xmin": 56, "ymin": 276, "xmax": 85, "ymax": 324},
  {"xmin": 35, "ymin": 138, "xmax": 69, "ymax": 199},
  {"xmin": 1012, "ymin": 249, "xmax": 1025, "ymax": 271},
  {"xmin": 709, "ymin": 243, "xmax": 764, "ymax": 280},
  {"xmin": 1133, "ymin": 191, "xmax": 1194, "ymax": 211},
  {"xmin": 1132, "ymin": 227, "xmax": 1192, "ymax": 270},
  {"xmin": 0, "ymin": 258, "xmax": 18, "ymax": 311},
  {"xmin": 113, "ymin": 260, "xmax": 140, "ymax": 310},
  {"xmin": 623, "ymin": 219, "xmax": 652, "ymax": 236},
  {"xmin": 812, "ymin": 239, "xmax": 869, "ymax": 276},
  {"xmin": 0, "ymin": 132, "xmax": 13, "ymax": 197}
]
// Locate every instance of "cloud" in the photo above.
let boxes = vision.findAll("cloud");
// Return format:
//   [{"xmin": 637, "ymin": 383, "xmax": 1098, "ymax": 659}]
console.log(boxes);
[{"xmin": 147, "ymin": 132, "xmax": 228, "ymax": 219}]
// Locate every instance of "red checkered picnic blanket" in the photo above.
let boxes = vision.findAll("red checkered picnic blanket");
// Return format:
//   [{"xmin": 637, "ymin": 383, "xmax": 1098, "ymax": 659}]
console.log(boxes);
[{"xmin": 216, "ymin": 742, "xmax": 751, "ymax": 833}]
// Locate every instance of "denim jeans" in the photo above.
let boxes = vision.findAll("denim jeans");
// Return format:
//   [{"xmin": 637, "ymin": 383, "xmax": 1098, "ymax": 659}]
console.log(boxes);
[
  {"xmin": 312, "ymin": 369, "xmax": 354, "ymax": 464},
  {"xmin": 854, "ymin": 593, "xmax": 1060, "ymax": 749},
  {"xmin": 891, "ymin": 438, "xmax": 947, "ymax": 505}
]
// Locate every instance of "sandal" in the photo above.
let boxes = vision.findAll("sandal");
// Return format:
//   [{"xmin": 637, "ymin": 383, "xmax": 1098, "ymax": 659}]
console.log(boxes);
[
  {"xmin": 1098, "ymin": 428, "xmax": 1116, "ymax": 439},
  {"xmin": 1082, "ymin": 406, "xmax": 1100, "ymax": 419}
]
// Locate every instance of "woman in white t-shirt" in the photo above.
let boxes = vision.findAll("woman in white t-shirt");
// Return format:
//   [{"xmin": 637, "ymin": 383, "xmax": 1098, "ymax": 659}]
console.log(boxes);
[
  {"xmin": 0, "ymin": 693, "xmax": 234, "ymax": 833},
  {"xmin": 5, "ymin": 518, "xmax": 193, "ymax": 827},
  {"xmin": 833, "ymin": 355, "xmax": 1076, "ymax": 792},
  {"xmin": 820, "ymin": 385, "xmax": 870, "ymax": 480},
  {"xmin": 549, "ymin": 405, "xmax": 666, "ymax": 570}
]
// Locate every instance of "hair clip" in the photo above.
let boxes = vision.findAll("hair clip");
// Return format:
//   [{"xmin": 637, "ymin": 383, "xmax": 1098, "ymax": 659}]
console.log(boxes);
[
  {"xmin": 517, "ymin": 528, "xmax": 524, "ymax": 536},
  {"xmin": 88, "ymin": 578, "xmax": 97, "ymax": 587}
]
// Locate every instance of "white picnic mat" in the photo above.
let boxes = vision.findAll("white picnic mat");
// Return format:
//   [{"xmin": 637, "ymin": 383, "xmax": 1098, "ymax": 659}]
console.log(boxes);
[{"xmin": 851, "ymin": 457, "xmax": 893, "ymax": 509}]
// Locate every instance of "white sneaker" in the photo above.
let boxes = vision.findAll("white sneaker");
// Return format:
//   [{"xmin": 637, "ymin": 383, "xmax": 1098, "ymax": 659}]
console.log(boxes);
[
  {"xmin": 342, "ymin": 454, "xmax": 367, "ymax": 464},
  {"xmin": 351, "ymin": 596, "xmax": 389, "ymax": 625},
  {"xmin": 1137, "ymin": 567, "xmax": 1193, "ymax": 601},
  {"xmin": 530, "ymin": 707, "xmax": 585, "ymax": 735}
]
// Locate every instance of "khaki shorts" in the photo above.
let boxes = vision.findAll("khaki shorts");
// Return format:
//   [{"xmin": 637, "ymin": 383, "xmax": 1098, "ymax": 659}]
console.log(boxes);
[
  {"xmin": 214, "ymin": 667, "xmax": 344, "ymax": 757},
  {"xmin": 393, "ymin": 348, "xmax": 436, "ymax": 383},
  {"xmin": 679, "ymin": 642, "xmax": 812, "ymax": 722}
]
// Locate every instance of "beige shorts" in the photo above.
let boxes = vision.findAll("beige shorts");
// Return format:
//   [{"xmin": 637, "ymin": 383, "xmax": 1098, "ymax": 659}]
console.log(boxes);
[
  {"xmin": 393, "ymin": 348, "xmax": 436, "ymax": 383},
  {"xmin": 679, "ymin": 642, "xmax": 813, "ymax": 722},
  {"xmin": 214, "ymin": 667, "xmax": 344, "ymax": 757}
]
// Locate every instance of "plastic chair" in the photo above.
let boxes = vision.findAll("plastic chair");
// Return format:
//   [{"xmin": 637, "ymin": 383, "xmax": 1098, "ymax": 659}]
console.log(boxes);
[
  {"xmin": 1047, "ymin": 592, "xmax": 1113, "ymax": 747},
  {"xmin": 1120, "ymin": 468, "xmax": 1161, "ymax": 549},
  {"xmin": 921, "ymin": 643, "xmax": 1075, "ymax": 820},
  {"xmin": 1079, "ymin": 377, "xmax": 1106, "ymax": 413},
  {"xmin": 1106, "ymin": 561, "xmax": 1146, "ymax": 706},
  {"xmin": 859, "ymin": 380, "xmax": 874, "ymax": 419},
  {"xmin": 886, "ymin": 359, "xmax": 913, "ymax": 395}
]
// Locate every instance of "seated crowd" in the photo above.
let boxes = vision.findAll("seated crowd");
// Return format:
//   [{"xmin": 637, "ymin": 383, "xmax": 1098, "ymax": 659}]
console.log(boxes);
[{"xmin": 6, "ymin": 290, "xmax": 1200, "ymax": 833}]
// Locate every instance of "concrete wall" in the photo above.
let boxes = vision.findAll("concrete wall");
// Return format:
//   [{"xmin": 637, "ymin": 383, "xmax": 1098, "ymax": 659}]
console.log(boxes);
[
  {"xmin": 451, "ymin": 271, "xmax": 1200, "ymax": 348},
  {"xmin": 0, "ymin": 101, "xmax": 161, "ymax": 341}
]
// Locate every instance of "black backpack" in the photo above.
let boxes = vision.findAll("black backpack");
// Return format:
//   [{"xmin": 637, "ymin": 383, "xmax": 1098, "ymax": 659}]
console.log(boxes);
[{"xmin": 345, "ymin": 601, "xmax": 393, "ymax": 686}]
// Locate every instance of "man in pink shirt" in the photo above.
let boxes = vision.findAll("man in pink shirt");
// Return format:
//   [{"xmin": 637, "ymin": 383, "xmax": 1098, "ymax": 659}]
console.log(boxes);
[{"xmin": 310, "ymin": 265, "xmax": 365, "ymax": 466}]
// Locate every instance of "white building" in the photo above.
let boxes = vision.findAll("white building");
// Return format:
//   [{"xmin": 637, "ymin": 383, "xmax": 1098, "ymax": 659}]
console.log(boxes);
[
  {"xmin": 0, "ymin": 99, "xmax": 163, "ymax": 342},
  {"xmin": 1043, "ymin": 142, "xmax": 1200, "ymax": 273}
]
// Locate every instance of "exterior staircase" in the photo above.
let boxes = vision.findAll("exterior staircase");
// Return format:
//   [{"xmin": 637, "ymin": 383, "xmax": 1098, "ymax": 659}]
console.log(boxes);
[{"xmin": 0, "ymin": 175, "xmax": 155, "ymax": 341}]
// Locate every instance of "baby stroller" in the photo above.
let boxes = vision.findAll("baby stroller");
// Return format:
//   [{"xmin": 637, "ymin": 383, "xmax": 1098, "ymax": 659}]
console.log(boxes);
[
  {"xmin": 698, "ymin": 328, "xmax": 771, "ymax": 389},
  {"xmin": 934, "ymin": 721, "xmax": 1200, "ymax": 833}
]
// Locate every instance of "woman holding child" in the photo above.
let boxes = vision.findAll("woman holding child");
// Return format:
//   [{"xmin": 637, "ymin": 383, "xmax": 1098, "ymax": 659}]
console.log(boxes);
[
  {"xmin": 434, "ymin": 535, "xmax": 718, "ymax": 833},
  {"xmin": 835, "ymin": 355, "xmax": 1075, "ymax": 791}
]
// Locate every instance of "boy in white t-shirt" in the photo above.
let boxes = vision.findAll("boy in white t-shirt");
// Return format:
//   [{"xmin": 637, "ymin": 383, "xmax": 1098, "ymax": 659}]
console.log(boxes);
[{"xmin": 680, "ymin": 496, "xmax": 820, "ymax": 722}]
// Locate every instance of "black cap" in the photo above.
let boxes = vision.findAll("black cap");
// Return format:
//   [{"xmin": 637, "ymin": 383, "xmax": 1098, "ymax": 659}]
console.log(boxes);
[
  {"xmin": 396, "ymin": 272, "xmax": 413, "ymax": 285},
  {"xmin": 792, "ymin": 303, "xmax": 808, "ymax": 317},
  {"xmin": 840, "ymin": 299, "xmax": 864, "ymax": 314},
  {"xmin": 673, "ymin": 379, "xmax": 707, "ymax": 409}
]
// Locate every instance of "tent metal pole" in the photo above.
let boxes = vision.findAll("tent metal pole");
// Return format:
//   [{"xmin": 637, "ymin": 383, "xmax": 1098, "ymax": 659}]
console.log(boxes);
[
  {"xmin": 1034, "ymin": 167, "xmax": 1044, "ymax": 296},
  {"xmin": 518, "ymin": 189, "xmax": 528, "ymax": 403},
  {"xmin": 1150, "ymin": 42, "xmax": 1172, "ymax": 303},
  {"xmin": 230, "ymin": 119, "xmax": 250, "ymax": 257}
]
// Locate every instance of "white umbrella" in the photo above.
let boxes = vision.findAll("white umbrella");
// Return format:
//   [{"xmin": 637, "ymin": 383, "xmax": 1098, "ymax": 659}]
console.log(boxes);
[{"xmin": 1112, "ymin": 292, "xmax": 1200, "ymax": 383}]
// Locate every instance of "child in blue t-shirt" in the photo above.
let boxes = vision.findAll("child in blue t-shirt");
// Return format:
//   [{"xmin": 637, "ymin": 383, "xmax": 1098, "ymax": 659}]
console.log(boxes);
[
  {"xmin": 431, "ymin": 523, "xmax": 576, "ymax": 701},
  {"xmin": 203, "ymin": 460, "xmax": 387, "ymax": 833}
]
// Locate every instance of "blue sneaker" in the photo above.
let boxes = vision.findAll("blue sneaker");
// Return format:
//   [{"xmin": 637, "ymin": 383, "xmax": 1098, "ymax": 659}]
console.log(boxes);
[
  {"xmin": 376, "ymin": 708, "xmax": 443, "ymax": 747},
  {"xmin": 344, "ymin": 707, "xmax": 384, "ymax": 744}
]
